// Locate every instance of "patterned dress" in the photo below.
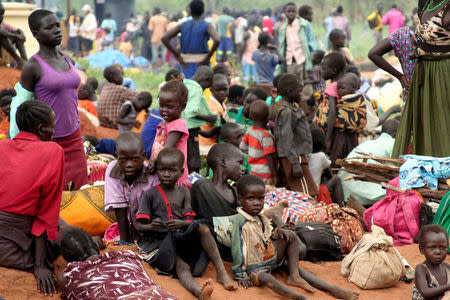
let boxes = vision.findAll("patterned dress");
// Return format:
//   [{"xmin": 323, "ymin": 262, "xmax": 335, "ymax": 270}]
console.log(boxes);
[{"xmin": 392, "ymin": 1, "xmax": 450, "ymax": 157}]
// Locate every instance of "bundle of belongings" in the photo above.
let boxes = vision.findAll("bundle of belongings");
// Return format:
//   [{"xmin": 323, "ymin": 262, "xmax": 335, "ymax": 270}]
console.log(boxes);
[{"xmin": 337, "ymin": 155, "xmax": 450, "ymax": 248}]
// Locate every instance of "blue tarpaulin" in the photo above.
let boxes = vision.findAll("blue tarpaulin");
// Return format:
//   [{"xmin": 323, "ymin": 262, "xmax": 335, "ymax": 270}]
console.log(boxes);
[{"xmin": 86, "ymin": 49, "xmax": 132, "ymax": 68}]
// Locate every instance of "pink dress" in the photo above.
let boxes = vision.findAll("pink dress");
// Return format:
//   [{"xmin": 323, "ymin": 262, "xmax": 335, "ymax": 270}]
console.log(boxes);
[{"xmin": 151, "ymin": 118, "xmax": 191, "ymax": 189}]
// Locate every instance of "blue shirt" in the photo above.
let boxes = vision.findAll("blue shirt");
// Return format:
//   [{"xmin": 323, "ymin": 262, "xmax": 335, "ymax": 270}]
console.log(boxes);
[{"xmin": 252, "ymin": 49, "xmax": 279, "ymax": 84}]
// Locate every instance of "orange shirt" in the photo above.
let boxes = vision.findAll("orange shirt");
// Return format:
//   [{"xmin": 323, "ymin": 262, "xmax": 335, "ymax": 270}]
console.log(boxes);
[
  {"xmin": 199, "ymin": 95, "xmax": 224, "ymax": 147},
  {"xmin": 78, "ymin": 100, "xmax": 98, "ymax": 117}
]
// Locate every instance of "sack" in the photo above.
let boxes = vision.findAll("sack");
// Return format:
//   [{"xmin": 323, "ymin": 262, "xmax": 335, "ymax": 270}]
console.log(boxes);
[
  {"xmin": 341, "ymin": 225, "xmax": 406, "ymax": 289},
  {"xmin": 432, "ymin": 191, "xmax": 450, "ymax": 252},
  {"xmin": 297, "ymin": 202, "xmax": 363, "ymax": 253},
  {"xmin": 295, "ymin": 222, "xmax": 343, "ymax": 262},
  {"xmin": 363, "ymin": 177, "xmax": 422, "ymax": 246},
  {"xmin": 60, "ymin": 186, "xmax": 116, "ymax": 236}
]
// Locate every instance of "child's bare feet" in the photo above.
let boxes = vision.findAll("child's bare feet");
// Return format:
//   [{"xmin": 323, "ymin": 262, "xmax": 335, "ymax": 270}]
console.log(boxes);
[
  {"xmin": 217, "ymin": 272, "xmax": 238, "ymax": 290},
  {"xmin": 199, "ymin": 279, "xmax": 214, "ymax": 300},
  {"xmin": 331, "ymin": 286, "xmax": 360, "ymax": 300},
  {"xmin": 287, "ymin": 274, "xmax": 315, "ymax": 293}
]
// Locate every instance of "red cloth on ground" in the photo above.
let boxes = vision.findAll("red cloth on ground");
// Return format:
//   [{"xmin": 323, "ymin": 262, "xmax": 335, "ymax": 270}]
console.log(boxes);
[
  {"xmin": 317, "ymin": 184, "xmax": 333, "ymax": 205},
  {"xmin": 53, "ymin": 127, "xmax": 89, "ymax": 190},
  {"xmin": 0, "ymin": 132, "xmax": 64, "ymax": 240}
]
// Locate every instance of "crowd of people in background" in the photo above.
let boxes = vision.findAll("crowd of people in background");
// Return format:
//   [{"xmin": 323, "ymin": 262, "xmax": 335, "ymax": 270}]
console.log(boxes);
[{"xmin": 0, "ymin": 0, "xmax": 449, "ymax": 300}]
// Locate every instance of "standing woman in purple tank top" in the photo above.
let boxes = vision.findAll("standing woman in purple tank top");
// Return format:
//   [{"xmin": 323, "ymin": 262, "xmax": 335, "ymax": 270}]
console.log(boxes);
[{"xmin": 19, "ymin": 9, "xmax": 88, "ymax": 189}]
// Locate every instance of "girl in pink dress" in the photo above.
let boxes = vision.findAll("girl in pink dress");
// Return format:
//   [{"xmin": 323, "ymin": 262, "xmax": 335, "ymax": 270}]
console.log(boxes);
[{"xmin": 151, "ymin": 80, "xmax": 191, "ymax": 188}]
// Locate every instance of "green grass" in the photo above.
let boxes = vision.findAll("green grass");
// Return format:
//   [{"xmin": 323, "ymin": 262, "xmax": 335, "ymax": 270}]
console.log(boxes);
[{"xmin": 76, "ymin": 58, "xmax": 166, "ymax": 101}]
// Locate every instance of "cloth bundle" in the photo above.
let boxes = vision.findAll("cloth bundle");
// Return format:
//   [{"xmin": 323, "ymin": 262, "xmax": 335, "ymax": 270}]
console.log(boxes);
[
  {"xmin": 264, "ymin": 187, "xmax": 314, "ymax": 223},
  {"xmin": 341, "ymin": 225, "xmax": 406, "ymax": 289},
  {"xmin": 399, "ymin": 155, "xmax": 450, "ymax": 190}
]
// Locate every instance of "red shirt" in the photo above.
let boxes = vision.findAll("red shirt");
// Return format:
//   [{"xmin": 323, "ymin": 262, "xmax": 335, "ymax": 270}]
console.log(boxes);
[{"xmin": 0, "ymin": 132, "xmax": 64, "ymax": 240}]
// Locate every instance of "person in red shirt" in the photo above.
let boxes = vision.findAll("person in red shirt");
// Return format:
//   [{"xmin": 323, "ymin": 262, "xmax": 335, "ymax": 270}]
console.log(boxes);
[{"xmin": 0, "ymin": 100, "xmax": 64, "ymax": 297}]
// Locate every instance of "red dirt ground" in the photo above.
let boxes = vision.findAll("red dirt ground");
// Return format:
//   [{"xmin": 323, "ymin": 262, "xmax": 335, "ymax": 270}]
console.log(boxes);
[{"xmin": 1, "ymin": 244, "xmax": 448, "ymax": 300}]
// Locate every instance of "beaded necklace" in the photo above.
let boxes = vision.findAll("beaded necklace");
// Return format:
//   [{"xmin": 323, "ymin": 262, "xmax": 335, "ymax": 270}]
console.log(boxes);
[{"xmin": 427, "ymin": 0, "xmax": 448, "ymax": 12}]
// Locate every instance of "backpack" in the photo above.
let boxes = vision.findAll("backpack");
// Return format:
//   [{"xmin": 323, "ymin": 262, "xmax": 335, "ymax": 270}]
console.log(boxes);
[
  {"xmin": 368, "ymin": 19, "xmax": 378, "ymax": 29},
  {"xmin": 432, "ymin": 191, "xmax": 450, "ymax": 252},
  {"xmin": 297, "ymin": 202, "xmax": 363, "ymax": 253},
  {"xmin": 295, "ymin": 222, "xmax": 343, "ymax": 262},
  {"xmin": 341, "ymin": 225, "xmax": 406, "ymax": 289},
  {"xmin": 363, "ymin": 177, "xmax": 422, "ymax": 246}
]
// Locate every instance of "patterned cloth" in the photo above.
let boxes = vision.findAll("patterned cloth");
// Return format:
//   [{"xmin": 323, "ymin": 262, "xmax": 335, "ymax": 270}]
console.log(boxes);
[
  {"xmin": 60, "ymin": 186, "xmax": 116, "ymax": 236},
  {"xmin": 399, "ymin": 155, "xmax": 450, "ymax": 191},
  {"xmin": 264, "ymin": 188, "xmax": 313, "ymax": 223},
  {"xmin": 87, "ymin": 162, "xmax": 108, "ymax": 184},
  {"xmin": 416, "ymin": 2, "xmax": 450, "ymax": 56},
  {"xmin": 97, "ymin": 83, "xmax": 139, "ymax": 129},
  {"xmin": 240, "ymin": 126, "xmax": 276, "ymax": 179},
  {"xmin": 335, "ymin": 93, "xmax": 367, "ymax": 133},
  {"xmin": 317, "ymin": 92, "xmax": 367, "ymax": 133},
  {"xmin": 62, "ymin": 250, "xmax": 178, "ymax": 300},
  {"xmin": 389, "ymin": 26, "xmax": 416, "ymax": 85},
  {"xmin": 297, "ymin": 203, "xmax": 363, "ymax": 253}
]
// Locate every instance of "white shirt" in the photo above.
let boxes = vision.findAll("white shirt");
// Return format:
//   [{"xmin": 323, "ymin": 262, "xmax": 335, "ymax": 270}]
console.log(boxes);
[
  {"xmin": 80, "ymin": 13, "xmax": 97, "ymax": 40},
  {"xmin": 308, "ymin": 152, "xmax": 331, "ymax": 188}
]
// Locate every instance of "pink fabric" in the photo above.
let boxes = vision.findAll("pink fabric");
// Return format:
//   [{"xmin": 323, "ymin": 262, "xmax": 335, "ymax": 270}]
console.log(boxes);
[
  {"xmin": 1, "ymin": 23, "xmax": 18, "ymax": 32},
  {"xmin": 87, "ymin": 161, "xmax": 108, "ymax": 184},
  {"xmin": 151, "ymin": 118, "xmax": 191, "ymax": 189},
  {"xmin": 324, "ymin": 82, "xmax": 339, "ymax": 98},
  {"xmin": 363, "ymin": 177, "xmax": 422, "ymax": 246},
  {"xmin": 104, "ymin": 222, "xmax": 120, "ymax": 241},
  {"xmin": 382, "ymin": 9, "xmax": 405, "ymax": 34},
  {"xmin": 285, "ymin": 18, "xmax": 305, "ymax": 65}
]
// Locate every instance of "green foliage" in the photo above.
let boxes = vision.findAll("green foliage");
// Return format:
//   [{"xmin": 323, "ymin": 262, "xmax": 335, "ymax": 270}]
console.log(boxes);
[{"xmin": 75, "ymin": 58, "xmax": 166, "ymax": 103}]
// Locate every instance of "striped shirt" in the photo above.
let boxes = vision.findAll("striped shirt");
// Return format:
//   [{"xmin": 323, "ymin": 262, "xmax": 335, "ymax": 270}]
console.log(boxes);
[{"xmin": 240, "ymin": 126, "xmax": 276, "ymax": 178}]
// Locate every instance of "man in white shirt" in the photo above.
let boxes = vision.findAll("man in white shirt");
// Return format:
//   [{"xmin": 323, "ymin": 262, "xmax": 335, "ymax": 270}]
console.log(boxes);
[{"xmin": 80, "ymin": 4, "xmax": 97, "ymax": 56}]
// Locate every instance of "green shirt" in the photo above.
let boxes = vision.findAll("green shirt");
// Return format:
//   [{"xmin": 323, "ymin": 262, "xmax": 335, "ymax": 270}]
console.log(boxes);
[{"xmin": 216, "ymin": 15, "xmax": 235, "ymax": 38}]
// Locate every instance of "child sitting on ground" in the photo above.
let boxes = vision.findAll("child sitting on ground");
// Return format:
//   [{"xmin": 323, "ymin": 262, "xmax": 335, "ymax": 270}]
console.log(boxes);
[
  {"xmin": 252, "ymin": 32, "xmax": 283, "ymax": 85},
  {"xmin": 192, "ymin": 143, "xmax": 244, "ymax": 220},
  {"xmin": 328, "ymin": 29, "xmax": 355, "ymax": 65},
  {"xmin": 412, "ymin": 224, "xmax": 450, "ymax": 300},
  {"xmin": 119, "ymin": 34, "xmax": 133, "ymax": 58},
  {"xmin": 208, "ymin": 122, "xmax": 252, "ymax": 177},
  {"xmin": 77, "ymin": 84, "xmax": 98, "ymax": 117},
  {"xmin": 309, "ymin": 128, "xmax": 345, "ymax": 206},
  {"xmin": 150, "ymin": 80, "xmax": 191, "ymax": 188},
  {"xmin": 223, "ymin": 85, "xmax": 245, "ymax": 123},
  {"xmin": 85, "ymin": 77, "xmax": 99, "ymax": 101},
  {"xmin": 136, "ymin": 147, "xmax": 237, "ymax": 299},
  {"xmin": 240, "ymin": 100, "xmax": 277, "ymax": 185},
  {"xmin": 199, "ymin": 74, "xmax": 229, "ymax": 155},
  {"xmin": 117, "ymin": 91, "xmax": 152, "ymax": 133},
  {"xmin": 275, "ymin": 74, "xmax": 318, "ymax": 196},
  {"xmin": 104, "ymin": 132, "xmax": 159, "ymax": 243},
  {"xmin": 0, "ymin": 88, "xmax": 15, "ymax": 132},
  {"xmin": 231, "ymin": 175, "xmax": 315, "ymax": 298}
]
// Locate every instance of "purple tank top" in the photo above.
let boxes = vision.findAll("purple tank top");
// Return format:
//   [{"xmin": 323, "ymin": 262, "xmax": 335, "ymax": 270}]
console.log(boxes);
[{"xmin": 33, "ymin": 52, "xmax": 81, "ymax": 138}]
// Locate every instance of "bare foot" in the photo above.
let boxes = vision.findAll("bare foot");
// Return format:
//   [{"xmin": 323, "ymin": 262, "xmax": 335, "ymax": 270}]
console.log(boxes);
[
  {"xmin": 331, "ymin": 287, "xmax": 360, "ymax": 300},
  {"xmin": 287, "ymin": 275, "xmax": 315, "ymax": 293},
  {"xmin": 217, "ymin": 272, "xmax": 238, "ymax": 290},
  {"xmin": 199, "ymin": 279, "xmax": 214, "ymax": 300}
]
